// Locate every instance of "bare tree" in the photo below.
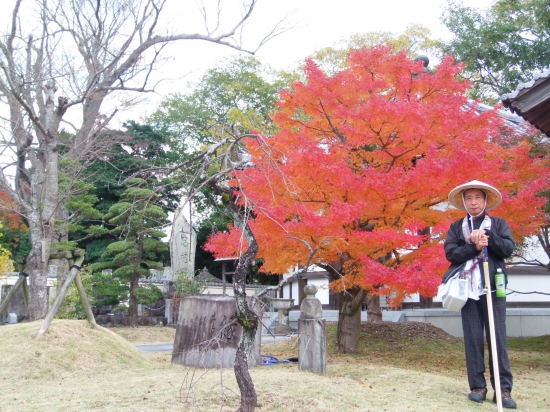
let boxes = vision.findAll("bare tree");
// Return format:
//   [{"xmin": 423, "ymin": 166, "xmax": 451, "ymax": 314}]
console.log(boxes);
[{"xmin": 0, "ymin": 0, "xmax": 288, "ymax": 320}]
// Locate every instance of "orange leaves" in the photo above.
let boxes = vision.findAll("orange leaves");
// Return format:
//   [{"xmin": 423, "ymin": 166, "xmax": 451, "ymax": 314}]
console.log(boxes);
[{"xmin": 206, "ymin": 45, "xmax": 549, "ymax": 303}]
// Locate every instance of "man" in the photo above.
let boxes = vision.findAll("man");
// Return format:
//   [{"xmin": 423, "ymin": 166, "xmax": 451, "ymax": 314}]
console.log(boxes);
[{"xmin": 444, "ymin": 180, "xmax": 517, "ymax": 409}]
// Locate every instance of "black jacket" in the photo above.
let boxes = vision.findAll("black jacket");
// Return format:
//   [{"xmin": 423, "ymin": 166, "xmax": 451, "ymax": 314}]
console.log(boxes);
[{"xmin": 444, "ymin": 214, "xmax": 515, "ymax": 289}]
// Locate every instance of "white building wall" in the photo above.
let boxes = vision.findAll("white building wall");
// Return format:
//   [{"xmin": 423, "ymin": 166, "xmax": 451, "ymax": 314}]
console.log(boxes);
[
  {"xmin": 510, "ymin": 236, "xmax": 549, "ymax": 266},
  {"xmin": 403, "ymin": 293, "xmax": 421, "ymax": 303},
  {"xmin": 366, "ymin": 271, "xmax": 550, "ymax": 307},
  {"xmin": 202, "ymin": 285, "xmax": 264, "ymax": 297},
  {"xmin": 291, "ymin": 281, "xmax": 299, "ymax": 306},
  {"xmin": 276, "ymin": 267, "xmax": 550, "ymax": 307},
  {"xmin": 507, "ymin": 274, "xmax": 550, "ymax": 302},
  {"xmin": 307, "ymin": 278, "xmax": 330, "ymax": 305},
  {"xmin": 282, "ymin": 283, "xmax": 288, "ymax": 299}
]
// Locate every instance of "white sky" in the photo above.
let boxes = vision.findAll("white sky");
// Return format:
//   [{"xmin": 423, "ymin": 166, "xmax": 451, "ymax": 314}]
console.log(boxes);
[
  {"xmin": 127, "ymin": 0, "xmax": 496, "ymax": 121},
  {"xmin": 253, "ymin": 0, "xmax": 491, "ymax": 68},
  {"xmin": 0, "ymin": 0, "xmax": 495, "ymax": 125},
  {"xmin": 1, "ymin": 0, "xmax": 497, "ymax": 159}
]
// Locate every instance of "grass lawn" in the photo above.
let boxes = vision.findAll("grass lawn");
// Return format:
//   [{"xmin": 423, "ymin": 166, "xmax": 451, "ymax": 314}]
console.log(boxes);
[{"xmin": 0, "ymin": 320, "xmax": 549, "ymax": 411}]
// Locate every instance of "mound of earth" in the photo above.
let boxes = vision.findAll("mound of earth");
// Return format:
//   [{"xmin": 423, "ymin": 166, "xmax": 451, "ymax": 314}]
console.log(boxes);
[
  {"xmin": 0, "ymin": 319, "xmax": 149, "ymax": 381},
  {"xmin": 361, "ymin": 321, "xmax": 457, "ymax": 343}
]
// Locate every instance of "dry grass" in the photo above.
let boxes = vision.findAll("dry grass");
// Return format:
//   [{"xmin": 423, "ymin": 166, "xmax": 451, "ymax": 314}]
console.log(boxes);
[
  {"xmin": 0, "ymin": 320, "xmax": 148, "ymax": 381},
  {"xmin": 0, "ymin": 320, "xmax": 549, "ymax": 411},
  {"xmin": 109, "ymin": 325, "xmax": 177, "ymax": 344}
]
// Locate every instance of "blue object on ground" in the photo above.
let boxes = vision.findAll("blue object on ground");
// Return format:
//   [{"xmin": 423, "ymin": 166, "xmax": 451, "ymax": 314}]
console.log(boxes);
[{"xmin": 261, "ymin": 354, "xmax": 291, "ymax": 366}]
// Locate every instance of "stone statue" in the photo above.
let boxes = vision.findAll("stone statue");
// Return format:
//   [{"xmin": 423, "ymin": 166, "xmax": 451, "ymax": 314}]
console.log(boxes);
[{"xmin": 298, "ymin": 284, "xmax": 326, "ymax": 374}]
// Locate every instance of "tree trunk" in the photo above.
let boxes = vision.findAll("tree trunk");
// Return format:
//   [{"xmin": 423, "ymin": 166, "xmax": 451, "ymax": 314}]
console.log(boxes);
[
  {"xmin": 234, "ymin": 327, "xmax": 258, "ymax": 412},
  {"xmin": 336, "ymin": 288, "xmax": 367, "ymax": 354},
  {"xmin": 26, "ymin": 250, "xmax": 50, "ymax": 321},
  {"xmin": 22, "ymin": 118, "xmax": 59, "ymax": 320},
  {"xmin": 26, "ymin": 217, "xmax": 54, "ymax": 321},
  {"xmin": 27, "ymin": 253, "xmax": 48, "ymax": 321},
  {"xmin": 232, "ymin": 223, "xmax": 259, "ymax": 412},
  {"xmin": 129, "ymin": 274, "xmax": 139, "ymax": 327},
  {"xmin": 366, "ymin": 291, "xmax": 382, "ymax": 323}
]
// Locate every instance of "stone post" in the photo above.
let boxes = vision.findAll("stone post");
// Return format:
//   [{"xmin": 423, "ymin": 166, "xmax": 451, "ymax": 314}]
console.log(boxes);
[
  {"xmin": 165, "ymin": 298, "xmax": 173, "ymax": 325},
  {"xmin": 298, "ymin": 284, "xmax": 326, "ymax": 375}
]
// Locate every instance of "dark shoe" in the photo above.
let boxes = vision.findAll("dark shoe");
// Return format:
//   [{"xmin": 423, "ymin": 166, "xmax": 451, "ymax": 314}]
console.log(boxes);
[
  {"xmin": 493, "ymin": 389, "xmax": 517, "ymax": 409},
  {"xmin": 468, "ymin": 388, "xmax": 487, "ymax": 403}
]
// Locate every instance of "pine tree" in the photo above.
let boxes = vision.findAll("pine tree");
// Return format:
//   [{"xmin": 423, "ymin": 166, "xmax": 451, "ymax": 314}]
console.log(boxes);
[{"xmin": 89, "ymin": 178, "xmax": 168, "ymax": 327}]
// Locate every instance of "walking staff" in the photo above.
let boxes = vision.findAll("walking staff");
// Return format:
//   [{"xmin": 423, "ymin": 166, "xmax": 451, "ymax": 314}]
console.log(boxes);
[{"xmin": 482, "ymin": 245, "xmax": 503, "ymax": 411}]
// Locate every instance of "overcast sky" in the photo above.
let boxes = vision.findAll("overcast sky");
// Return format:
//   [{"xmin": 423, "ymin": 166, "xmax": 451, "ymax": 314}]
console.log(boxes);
[
  {"xmin": 165, "ymin": 0, "xmax": 495, "ymax": 70},
  {"xmin": 253, "ymin": 0, "xmax": 492, "ymax": 68},
  {"xmin": 0, "ymin": 0, "xmax": 495, "ymax": 124},
  {"xmin": 132, "ymin": 0, "xmax": 495, "ymax": 119}
]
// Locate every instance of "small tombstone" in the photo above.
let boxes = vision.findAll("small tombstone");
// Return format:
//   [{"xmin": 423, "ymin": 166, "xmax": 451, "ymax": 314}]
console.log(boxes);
[
  {"xmin": 172, "ymin": 295, "xmax": 262, "ymax": 369},
  {"xmin": 298, "ymin": 284, "xmax": 327, "ymax": 374}
]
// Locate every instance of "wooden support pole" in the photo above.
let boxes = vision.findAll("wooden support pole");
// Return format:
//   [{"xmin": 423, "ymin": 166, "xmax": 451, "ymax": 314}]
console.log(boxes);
[
  {"xmin": 21, "ymin": 278, "xmax": 29, "ymax": 316},
  {"xmin": 74, "ymin": 271, "xmax": 97, "ymax": 329},
  {"xmin": 16, "ymin": 257, "xmax": 26, "ymax": 273},
  {"xmin": 35, "ymin": 253, "xmax": 86, "ymax": 339},
  {"xmin": 15, "ymin": 258, "xmax": 29, "ymax": 317},
  {"xmin": 222, "ymin": 261, "xmax": 227, "ymax": 295},
  {"xmin": 0, "ymin": 274, "xmax": 27, "ymax": 317}
]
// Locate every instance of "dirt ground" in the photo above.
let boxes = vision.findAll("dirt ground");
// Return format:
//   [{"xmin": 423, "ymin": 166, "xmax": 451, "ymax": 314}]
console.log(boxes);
[{"xmin": 361, "ymin": 321, "xmax": 457, "ymax": 342}]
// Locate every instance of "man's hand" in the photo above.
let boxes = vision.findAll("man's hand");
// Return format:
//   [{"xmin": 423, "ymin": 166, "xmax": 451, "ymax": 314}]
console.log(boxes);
[
  {"xmin": 470, "ymin": 229, "xmax": 486, "ymax": 243},
  {"xmin": 469, "ymin": 229, "xmax": 489, "ymax": 251}
]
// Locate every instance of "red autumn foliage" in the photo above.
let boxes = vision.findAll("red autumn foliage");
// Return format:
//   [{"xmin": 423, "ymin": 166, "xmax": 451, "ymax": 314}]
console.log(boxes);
[
  {"xmin": 205, "ymin": 45, "xmax": 549, "ymax": 306},
  {"xmin": 0, "ymin": 190, "xmax": 25, "ymax": 230}
]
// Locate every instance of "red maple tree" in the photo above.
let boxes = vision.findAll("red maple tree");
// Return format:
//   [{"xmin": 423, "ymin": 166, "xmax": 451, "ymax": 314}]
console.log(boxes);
[{"xmin": 205, "ymin": 45, "xmax": 549, "ymax": 353}]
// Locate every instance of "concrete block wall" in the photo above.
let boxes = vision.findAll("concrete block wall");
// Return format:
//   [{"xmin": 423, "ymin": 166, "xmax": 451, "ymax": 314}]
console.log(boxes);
[{"xmin": 396, "ymin": 308, "xmax": 550, "ymax": 338}]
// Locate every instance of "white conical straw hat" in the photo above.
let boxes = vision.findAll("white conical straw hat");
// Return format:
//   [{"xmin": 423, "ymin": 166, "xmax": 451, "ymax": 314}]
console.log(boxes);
[{"xmin": 448, "ymin": 180, "xmax": 502, "ymax": 211}]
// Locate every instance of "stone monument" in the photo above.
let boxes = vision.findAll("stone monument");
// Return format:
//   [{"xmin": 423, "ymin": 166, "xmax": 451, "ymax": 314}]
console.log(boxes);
[
  {"xmin": 172, "ymin": 295, "xmax": 262, "ymax": 368},
  {"xmin": 298, "ymin": 284, "xmax": 326, "ymax": 374},
  {"xmin": 169, "ymin": 207, "xmax": 196, "ymax": 280}
]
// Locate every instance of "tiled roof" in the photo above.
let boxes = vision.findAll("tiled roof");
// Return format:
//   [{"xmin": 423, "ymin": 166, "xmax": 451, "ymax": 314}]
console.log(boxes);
[
  {"xmin": 195, "ymin": 267, "xmax": 222, "ymax": 283},
  {"xmin": 501, "ymin": 69, "xmax": 550, "ymax": 137},
  {"xmin": 465, "ymin": 100, "xmax": 526, "ymax": 131}
]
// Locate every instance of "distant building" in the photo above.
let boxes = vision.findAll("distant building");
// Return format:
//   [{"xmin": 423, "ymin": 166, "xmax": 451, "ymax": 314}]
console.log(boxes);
[{"xmin": 193, "ymin": 266, "xmax": 274, "ymax": 298}]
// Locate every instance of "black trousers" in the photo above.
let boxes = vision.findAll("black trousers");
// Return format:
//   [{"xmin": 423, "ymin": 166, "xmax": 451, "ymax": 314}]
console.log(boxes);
[{"xmin": 461, "ymin": 293, "xmax": 513, "ymax": 391}]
